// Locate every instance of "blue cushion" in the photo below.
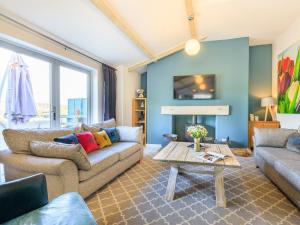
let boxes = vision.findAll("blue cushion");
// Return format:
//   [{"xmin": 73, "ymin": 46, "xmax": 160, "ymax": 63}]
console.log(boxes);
[
  {"xmin": 102, "ymin": 127, "xmax": 120, "ymax": 143},
  {"xmin": 53, "ymin": 134, "xmax": 79, "ymax": 144},
  {"xmin": 287, "ymin": 133, "xmax": 300, "ymax": 153}
]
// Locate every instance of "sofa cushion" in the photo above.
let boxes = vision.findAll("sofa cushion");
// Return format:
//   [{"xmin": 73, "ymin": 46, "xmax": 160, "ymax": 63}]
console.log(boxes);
[
  {"xmin": 53, "ymin": 134, "xmax": 79, "ymax": 145},
  {"xmin": 117, "ymin": 126, "xmax": 143, "ymax": 144},
  {"xmin": 30, "ymin": 141, "xmax": 91, "ymax": 171},
  {"xmin": 274, "ymin": 159, "xmax": 300, "ymax": 191},
  {"xmin": 256, "ymin": 146, "xmax": 300, "ymax": 166},
  {"xmin": 81, "ymin": 119, "xmax": 116, "ymax": 133},
  {"xmin": 75, "ymin": 132, "xmax": 98, "ymax": 154},
  {"xmin": 93, "ymin": 131, "xmax": 112, "ymax": 148},
  {"xmin": 102, "ymin": 127, "xmax": 120, "ymax": 143},
  {"xmin": 254, "ymin": 128, "xmax": 297, "ymax": 148},
  {"xmin": 78, "ymin": 142, "xmax": 141, "ymax": 182},
  {"xmin": 110, "ymin": 142, "xmax": 141, "ymax": 160},
  {"xmin": 79, "ymin": 148, "xmax": 119, "ymax": 181},
  {"xmin": 287, "ymin": 133, "xmax": 300, "ymax": 154},
  {"xmin": 2, "ymin": 129, "xmax": 73, "ymax": 155}
]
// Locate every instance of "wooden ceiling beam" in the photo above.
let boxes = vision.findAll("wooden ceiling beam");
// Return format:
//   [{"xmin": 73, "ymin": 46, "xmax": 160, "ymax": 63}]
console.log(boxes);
[
  {"xmin": 185, "ymin": 0, "xmax": 197, "ymax": 39},
  {"xmin": 128, "ymin": 42, "xmax": 186, "ymax": 71},
  {"xmin": 128, "ymin": 35, "xmax": 206, "ymax": 71},
  {"xmin": 91, "ymin": 0, "xmax": 155, "ymax": 59}
]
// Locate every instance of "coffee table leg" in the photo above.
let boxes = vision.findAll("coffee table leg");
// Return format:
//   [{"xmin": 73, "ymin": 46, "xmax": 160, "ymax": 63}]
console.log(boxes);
[
  {"xmin": 214, "ymin": 167, "xmax": 226, "ymax": 207},
  {"xmin": 165, "ymin": 164, "xmax": 178, "ymax": 201}
]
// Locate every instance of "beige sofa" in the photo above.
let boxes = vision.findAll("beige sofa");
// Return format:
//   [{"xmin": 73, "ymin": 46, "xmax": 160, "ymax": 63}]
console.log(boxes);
[{"xmin": 0, "ymin": 120, "xmax": 143, "ymax": 200}]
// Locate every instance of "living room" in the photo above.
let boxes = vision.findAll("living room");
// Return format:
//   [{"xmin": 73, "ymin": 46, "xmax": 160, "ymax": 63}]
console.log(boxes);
[{"xmin": 0, "ymin": 0, "xmax": 300, "ymax": 225}]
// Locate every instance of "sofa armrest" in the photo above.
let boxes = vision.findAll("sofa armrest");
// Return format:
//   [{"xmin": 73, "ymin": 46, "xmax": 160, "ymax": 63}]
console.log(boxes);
[
  {"xmin": 117, "ymin": 126, "xmax": 143, "ymax": 145},
  {"xmin": 0, "ymin": 149, "xmax": 78, "ymax": 177},
  {"xmin": 0, "ymin": 174, "xmax": 48, "ymax": 224},
  {"xmin": 0, "ymin": 150, "xmax": 79, "ymax": 198}
]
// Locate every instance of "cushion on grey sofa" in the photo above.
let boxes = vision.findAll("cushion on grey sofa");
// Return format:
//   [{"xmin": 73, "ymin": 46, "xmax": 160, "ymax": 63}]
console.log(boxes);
[
  {"xmin": 30, "ymin": 141, "xmax": 92, "ymax": 171},
  {"xmin": 274, "ymin": 159, "xmax": 300, "ymax": 191},
  {"xmin": 2, "ymin": 129, "xmax": 73, "ymax": 155},
  {"xmin": 254, "ymin": 128, "xmax": 297, "ymax": 148},
  {"xmin": 81, "ymin": 119, "xmax": 116, "ymax": 133},
  {"xmin": 287, "ymin": 133, "xmax": 300, "ymax": 154},
  {"xmin": 255, "ymin": 147, "xmax": 300, "ymax": 166}
]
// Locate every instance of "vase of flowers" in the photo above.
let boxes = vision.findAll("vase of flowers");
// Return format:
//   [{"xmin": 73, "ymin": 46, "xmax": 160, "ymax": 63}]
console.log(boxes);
[{"xmin": 187, "ymin": 125, "xmax": 208, "ymax": 152}]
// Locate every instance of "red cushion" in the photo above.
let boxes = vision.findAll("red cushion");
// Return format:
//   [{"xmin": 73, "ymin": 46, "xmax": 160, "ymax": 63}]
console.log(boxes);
[{"xmin": 76, "ymin": 132, "xmax": 99, "ymax": 153}]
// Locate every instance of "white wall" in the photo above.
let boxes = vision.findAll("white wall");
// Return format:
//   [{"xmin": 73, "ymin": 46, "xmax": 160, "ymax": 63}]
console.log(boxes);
[
  {"xmin": 116, "ymin": 66, "xmax": 141, "ymax": 126},
  {"xmin": 272, "ymin": 16, "xmax": 300, "ymax": 129}
]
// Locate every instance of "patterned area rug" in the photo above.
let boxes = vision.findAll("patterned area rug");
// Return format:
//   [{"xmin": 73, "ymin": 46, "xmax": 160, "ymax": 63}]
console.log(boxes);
[{"xmin": 86, "ymin": 153, "xmax": 300, "ymax": 225}]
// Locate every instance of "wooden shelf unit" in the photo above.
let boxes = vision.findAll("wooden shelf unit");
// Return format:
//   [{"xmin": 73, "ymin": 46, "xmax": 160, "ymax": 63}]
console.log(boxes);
[{"xmin": 132, "ymin": 98, "xmax": 147, "ymax": 144}]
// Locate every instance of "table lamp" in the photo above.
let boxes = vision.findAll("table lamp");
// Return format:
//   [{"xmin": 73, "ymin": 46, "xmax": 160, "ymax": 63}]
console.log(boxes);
[{"xmin": 261, "ymin": 97, "xmax": 276, "ymax": 121}]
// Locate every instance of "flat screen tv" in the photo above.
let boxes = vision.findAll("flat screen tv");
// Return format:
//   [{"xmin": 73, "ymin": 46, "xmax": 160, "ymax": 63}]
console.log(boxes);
[{"xmin": 173, "ymin": 74, "xmax": 215, "ymax": 100}]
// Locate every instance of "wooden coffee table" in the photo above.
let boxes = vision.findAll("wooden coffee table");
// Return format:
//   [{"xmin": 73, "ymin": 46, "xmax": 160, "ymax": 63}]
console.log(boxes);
[{"xmin": 153, "ymin": 142, "xmax": 241, "ymax": 207}]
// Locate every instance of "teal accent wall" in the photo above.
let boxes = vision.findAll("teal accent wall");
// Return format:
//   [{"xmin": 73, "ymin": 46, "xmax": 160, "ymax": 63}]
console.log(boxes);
[
  {"xmin": 249, "ymin": 45, "xmax": 273, "ymax": 120},
  {"xmin": 141, "ymin": 72, "xmax": 147, "ymax": 97},
  {"xmin": 147, "ymin": 37, "xmax": 250, "ymax": 147}
]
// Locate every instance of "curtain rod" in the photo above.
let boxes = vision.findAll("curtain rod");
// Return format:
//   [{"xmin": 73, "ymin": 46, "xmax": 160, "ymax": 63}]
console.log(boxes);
[{"xmin": 0, "ymin": 13, "xmax": 115, "ymax": 69}]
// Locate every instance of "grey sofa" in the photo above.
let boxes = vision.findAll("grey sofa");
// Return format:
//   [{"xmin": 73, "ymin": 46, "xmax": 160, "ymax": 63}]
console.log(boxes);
[
  {"xmin": 254, "ymin": 128, "xmax": 300, "ymax": 208},
  {"xmin": 0, "ymin": 120, "xmax": 143, "ymax": 200}
]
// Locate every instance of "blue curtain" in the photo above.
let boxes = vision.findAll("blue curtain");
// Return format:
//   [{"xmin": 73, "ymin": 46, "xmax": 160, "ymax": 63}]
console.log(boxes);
[{"xmin": 102, "ymin": 64, "xmax": 116, "ymax": 120}]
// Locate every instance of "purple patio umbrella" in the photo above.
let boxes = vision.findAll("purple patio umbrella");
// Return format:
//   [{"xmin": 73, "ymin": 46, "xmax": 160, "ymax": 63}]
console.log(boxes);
[{"xmin": 4, "ymin": 54, "xmax": 37, "ymax": 123}]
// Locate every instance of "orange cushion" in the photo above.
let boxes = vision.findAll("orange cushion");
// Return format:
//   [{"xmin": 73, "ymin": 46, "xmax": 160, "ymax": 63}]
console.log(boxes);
[{"xmin": 93, "ymin": 131, "xmax": 112, "ymax": 148}]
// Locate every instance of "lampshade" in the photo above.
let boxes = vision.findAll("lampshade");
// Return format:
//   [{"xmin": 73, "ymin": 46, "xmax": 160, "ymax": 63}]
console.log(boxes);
[
  {"xmin": 185, "ymin": 39, "xmax": 200, "ymax": 56},
  {"xmin": 261, "ymin": 97, "xmax": 275, "ymax": 107}
]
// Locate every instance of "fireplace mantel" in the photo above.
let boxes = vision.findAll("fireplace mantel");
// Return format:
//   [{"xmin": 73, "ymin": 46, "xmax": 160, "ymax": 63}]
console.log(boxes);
[{"xmin": 161, "ymin": 105, "xmax": 230, "ymax": 116}]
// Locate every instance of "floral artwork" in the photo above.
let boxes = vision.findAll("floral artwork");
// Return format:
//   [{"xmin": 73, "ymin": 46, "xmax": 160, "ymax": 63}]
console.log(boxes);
[{"xmin": 277, "ymin": 42, "xmax": 300, "ymax": 113}]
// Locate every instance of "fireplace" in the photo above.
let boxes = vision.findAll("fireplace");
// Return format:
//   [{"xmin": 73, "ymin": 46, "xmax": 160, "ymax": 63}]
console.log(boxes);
[
  {"xmin": 161, "ymin": 105, "xmax": 229, "ymax": 143},
  {"xmin": 173, "ymin": 115, "xmax": 216, "ymax": 142}
]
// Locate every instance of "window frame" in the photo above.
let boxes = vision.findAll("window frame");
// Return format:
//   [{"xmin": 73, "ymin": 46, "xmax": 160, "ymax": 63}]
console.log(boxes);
[{"xmin": 0, "ymin": 40, "xmax": 92, "ymax": 129}]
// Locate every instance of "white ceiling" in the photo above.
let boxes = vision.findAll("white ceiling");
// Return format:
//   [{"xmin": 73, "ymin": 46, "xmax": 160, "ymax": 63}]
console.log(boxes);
[{"xmin": 0, "ymin": 0, "xmax": 300, "ymax": 67}]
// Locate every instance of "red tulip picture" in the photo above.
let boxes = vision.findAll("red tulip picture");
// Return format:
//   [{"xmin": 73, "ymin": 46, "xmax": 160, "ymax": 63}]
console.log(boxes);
[{"xmin": 277, "ymin": 45, "xmax": 300, "ymax": 114}]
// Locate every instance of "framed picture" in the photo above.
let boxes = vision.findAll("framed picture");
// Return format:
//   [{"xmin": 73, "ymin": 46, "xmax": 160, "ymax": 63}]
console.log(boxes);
[{"xmin": 277, "ymin": 41, "xmax": 300, "ymax": 113}]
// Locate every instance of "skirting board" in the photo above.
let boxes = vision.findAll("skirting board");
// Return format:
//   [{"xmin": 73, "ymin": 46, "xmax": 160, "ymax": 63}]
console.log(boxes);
[{"xmin": 161, "ymin": 105, "xmax": 230, "ymax": 116}]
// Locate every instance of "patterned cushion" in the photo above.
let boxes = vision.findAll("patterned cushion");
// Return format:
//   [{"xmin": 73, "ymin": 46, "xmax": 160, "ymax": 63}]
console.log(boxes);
[
  {"xmin": 2, "ymin": 129, "xmax": 73, "ymax": 155},
  {"xmin": 287, "ymin": 133, "xmax": 300, "ymax": 153},
  {"xmin": 93, "ymin": 131, "xmax": 112, "ymax": 148},
  {"xmin": 30, "ymin": 141, "xmax": 91, "ymax": 170},
  {"xmin": 102, "ymin": 127, "xmax": 120, "ymax": 143},
  {"xmin": 53, "ymin": 134, "xmax": 79, "ymax": 144},
  {"xmin": 76, "ymin": 132, "xmax": 99, "ymax": 154}
]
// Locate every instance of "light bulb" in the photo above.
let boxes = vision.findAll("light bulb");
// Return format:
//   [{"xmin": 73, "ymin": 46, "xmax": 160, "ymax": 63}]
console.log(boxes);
[{"xmin": 185, "ymin": 39, "xmax": 200, "ymax": 56}]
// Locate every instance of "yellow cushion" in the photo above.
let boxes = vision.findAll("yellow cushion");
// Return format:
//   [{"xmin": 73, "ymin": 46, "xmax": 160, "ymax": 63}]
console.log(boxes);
[{"xmin": 93, "ymin": 130, "xmax": 112, "ymax": 148}]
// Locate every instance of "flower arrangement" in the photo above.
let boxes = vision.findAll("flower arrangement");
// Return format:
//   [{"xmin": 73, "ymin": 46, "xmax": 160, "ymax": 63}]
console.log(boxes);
[{"xmin": 187, "ymin": 125, "xmax": 208, "ymax": 139}]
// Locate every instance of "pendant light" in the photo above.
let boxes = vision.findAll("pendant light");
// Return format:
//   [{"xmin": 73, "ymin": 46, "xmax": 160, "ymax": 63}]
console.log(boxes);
[
  {"xmin": 185, "ymin": 38, "xmax": 200, "ymax": 56},
  {"xmin": 184, "ymin": 0, "xmax": 202, "ymax": 56}
]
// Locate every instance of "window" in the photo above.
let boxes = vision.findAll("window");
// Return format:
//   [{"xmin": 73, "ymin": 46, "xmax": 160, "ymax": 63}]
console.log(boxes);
[
  {"xmin": 0, "ymin": 42, "xmax": 92, "ymax": 150},
  {"xmin": 59, "ymin": 66, "xmax": 89, "ymax": 128}
]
